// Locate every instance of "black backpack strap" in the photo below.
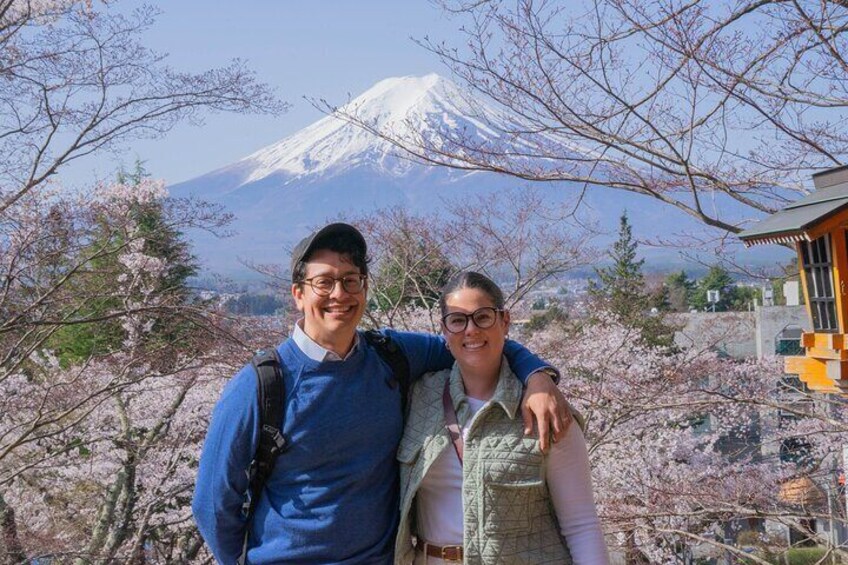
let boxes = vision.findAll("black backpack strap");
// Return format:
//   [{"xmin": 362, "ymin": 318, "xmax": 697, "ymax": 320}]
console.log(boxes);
[
  {"xmin": 238, "ymin": 348, "xmax": 287, "ymax": 565},
  {"xmin": 364, "ymin": 330, "xmax": 411, "ymax": 417}
]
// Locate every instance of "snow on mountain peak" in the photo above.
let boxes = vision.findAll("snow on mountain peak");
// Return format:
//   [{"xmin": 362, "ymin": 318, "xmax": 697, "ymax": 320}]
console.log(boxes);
[
  {"xmin": 351, "ymin": 73, "xmax": 456, "ymax": 119},
  {"xmin": 239, "ymin": 73, "xmax": 494, "ymax": 183}
]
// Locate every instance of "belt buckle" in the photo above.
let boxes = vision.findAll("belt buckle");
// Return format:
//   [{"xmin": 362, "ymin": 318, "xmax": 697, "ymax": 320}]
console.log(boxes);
[{"xmin": 440, "ymin": 545, "xmax": 462, "ymax": 562}]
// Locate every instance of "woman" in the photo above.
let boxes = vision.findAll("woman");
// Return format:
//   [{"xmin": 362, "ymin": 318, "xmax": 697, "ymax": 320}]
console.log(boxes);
[{"xmin": 395, "ymin": 272, "xmax": 609, "ymax": 564}]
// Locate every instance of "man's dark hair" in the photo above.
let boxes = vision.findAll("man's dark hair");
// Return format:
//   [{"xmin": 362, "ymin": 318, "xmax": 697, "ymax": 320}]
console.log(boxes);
[
  {"xmin": 292, "ymin": 232, "xmax": 370, "ymax": 284},
  {"xmin": 439, "ymin": 271, "xmax": 505, "ymax": 315}
]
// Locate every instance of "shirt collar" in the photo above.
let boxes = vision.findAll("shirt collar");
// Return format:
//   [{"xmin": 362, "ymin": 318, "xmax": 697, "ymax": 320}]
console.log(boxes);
[
  {"xmin": 292, "ymin": 320, "xmax": 360, "ymax": 362},
  {"xmin": 449, "ymin": 356, "xmax": 522, "ymax": 420}
]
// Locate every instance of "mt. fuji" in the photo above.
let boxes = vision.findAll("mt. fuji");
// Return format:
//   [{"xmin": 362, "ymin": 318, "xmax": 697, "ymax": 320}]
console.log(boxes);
[
  {"xmin": 237, "ymin": 73, "xmax": 497, "ymax": 181},
  {"xmin": 169, "ymin": 74, "xmax": 532, "ymax": 274},
  {"xmin": 172, "ymin": 73, "xmax": 490, "ymax": 194},
  {"xmin": 169, "ymin": 74, "xmax": 785, "ymax": 276}
]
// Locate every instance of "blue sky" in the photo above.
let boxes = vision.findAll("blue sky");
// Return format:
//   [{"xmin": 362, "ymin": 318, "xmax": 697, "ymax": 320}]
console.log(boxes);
[{"xmin": 64, "ymin": 1, "xmax": 459, "ymax": 187}]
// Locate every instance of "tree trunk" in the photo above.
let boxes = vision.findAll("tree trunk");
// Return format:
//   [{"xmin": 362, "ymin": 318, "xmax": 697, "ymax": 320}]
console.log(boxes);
[
  {"xmin": 77, "ymin": 468, "xmax": 126, "ymax": 565},
  {"xmin": 0, "ymin": 493, "xmax": 25, "ymax": 565},
  {"xmin": 624, "ymin": 528, "xmax": 649, "ymax": 564},
  {"xmin": 180, "ymin": 530, "xmax": 206, "ymax": 561}
]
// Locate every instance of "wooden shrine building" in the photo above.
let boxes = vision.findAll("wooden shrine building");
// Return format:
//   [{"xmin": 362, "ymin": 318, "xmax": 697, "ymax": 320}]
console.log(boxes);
[{"xmin": 739, "ymin": 165, "xmax": 848, "ymax": 393}]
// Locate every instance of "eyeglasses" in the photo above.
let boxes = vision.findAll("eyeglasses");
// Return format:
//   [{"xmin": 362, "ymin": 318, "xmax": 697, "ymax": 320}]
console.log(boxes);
[
  {"xmin": 300, "ymin": 274, "xmax": 367, "ymax": 296},
  {"xmin": 441, "ymin": 307, "xmax": 504, "ymax": 334}
]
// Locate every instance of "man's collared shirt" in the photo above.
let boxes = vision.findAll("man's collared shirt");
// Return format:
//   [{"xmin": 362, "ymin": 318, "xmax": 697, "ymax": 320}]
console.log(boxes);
[{"xmin": 292, "ymin": 320, "xmax": 360, "ymax": 362}]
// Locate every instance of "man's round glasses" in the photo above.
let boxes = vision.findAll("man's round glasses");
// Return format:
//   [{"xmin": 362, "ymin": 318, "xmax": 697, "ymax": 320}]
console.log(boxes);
[
  {"xmin": 300, "ymin": 274, "xmax": 367, "ymax": 296},
  {"xmin": 441, "ymin": 307, "xmax": 504, "ymax": 334}
]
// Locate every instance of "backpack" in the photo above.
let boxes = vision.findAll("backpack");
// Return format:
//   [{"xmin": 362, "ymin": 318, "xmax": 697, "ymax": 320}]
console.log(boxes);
[{"xmin": 237, "ymin": 330, "xmax": 410, "ymax": 565}]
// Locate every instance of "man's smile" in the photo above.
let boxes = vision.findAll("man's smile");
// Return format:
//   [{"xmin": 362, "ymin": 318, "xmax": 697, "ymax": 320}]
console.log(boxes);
[{"xmin": 324, "ymin": 304, "xmax": 356, "ymax": 315}]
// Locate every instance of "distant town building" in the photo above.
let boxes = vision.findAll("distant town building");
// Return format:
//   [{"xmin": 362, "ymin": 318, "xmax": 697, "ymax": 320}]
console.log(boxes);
[{"xmin": 673, "ymin": 304, "xmax": 842, "ymax": 548}]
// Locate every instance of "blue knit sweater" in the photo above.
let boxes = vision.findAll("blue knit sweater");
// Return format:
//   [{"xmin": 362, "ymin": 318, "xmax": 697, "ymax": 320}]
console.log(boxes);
[{"xmin": 192, "ymin": 329, "xmax": 549, "ymax": 564}]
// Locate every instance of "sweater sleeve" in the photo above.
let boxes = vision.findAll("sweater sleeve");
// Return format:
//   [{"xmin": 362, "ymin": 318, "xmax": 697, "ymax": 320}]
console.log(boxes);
[
  {"xmin": 546, "ymin": 425, "xmax": 610, "ymax": 565},
  {"xmin": 192, "ymin": 364, "xmax": 261, "ymax": 564},
  {"xmin": 383, "ymin": 329, "xmax": 556, "ymax": 384}
]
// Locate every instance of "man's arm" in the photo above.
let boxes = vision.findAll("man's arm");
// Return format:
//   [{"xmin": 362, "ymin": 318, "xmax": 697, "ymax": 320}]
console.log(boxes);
[
  {"xmin": 192, "ymin": 364, "xmax": 260, "ymax": 563},
  {"xmin": 384, "ymin": 329, "xmax": 569, "ymax": 449},
  {"xmin": 523, "ymin": 371, "xmax": 571, "ymax": 451}
]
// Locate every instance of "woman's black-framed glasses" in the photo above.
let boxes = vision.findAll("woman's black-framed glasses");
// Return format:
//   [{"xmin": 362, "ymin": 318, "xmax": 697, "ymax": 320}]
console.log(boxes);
[
  {"xmin": 301, "ymin": 274, "xmax": 367, "ymax": 296},
  {"xmin": 441, "ymin": 307, "xmax": 504, "ymax": 334}
]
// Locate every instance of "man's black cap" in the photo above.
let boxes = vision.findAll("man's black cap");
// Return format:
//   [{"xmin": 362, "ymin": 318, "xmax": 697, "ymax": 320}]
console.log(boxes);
[{"xmin": 290, "ymin": 223, "xmax": 367, "ymax": 281}]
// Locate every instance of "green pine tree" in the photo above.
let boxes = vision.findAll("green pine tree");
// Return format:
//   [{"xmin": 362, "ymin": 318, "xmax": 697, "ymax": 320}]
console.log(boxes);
[
  {"xmin": 589, "ymin": 212, "xmax": 673, "ymax": 346},
  {"xmin": 48, "ymin": 161, "xmax": 198, "ymax": 365},
  {"xmin": 691, "ymin": 266, "xmax": 735, "ymax": 311},
  {"xmin": 664, "ymin": 270, "xmax": 695, "ymax": 312},
  {"xmin": 590, "ymin": 213, "xmax": 646, "ymax": 319}
]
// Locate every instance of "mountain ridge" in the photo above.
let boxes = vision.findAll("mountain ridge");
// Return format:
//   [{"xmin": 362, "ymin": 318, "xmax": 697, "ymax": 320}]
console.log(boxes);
[{"xmin": 169, "ymin": 73, "xmax": 790, "ymax": 276}]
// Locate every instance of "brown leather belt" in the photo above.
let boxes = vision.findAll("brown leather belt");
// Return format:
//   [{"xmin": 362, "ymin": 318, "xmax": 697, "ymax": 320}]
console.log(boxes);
[{"xmin": 423, "ymin": 542, "xmax": 464, "ymax": 562}]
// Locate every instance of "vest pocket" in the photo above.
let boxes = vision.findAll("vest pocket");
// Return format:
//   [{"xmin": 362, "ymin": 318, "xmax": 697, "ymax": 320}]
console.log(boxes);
[
  {"xmin": 482, "ymin": 477, "xmax": 545, "ymax": 535},
  {"xmin": 481, "ymin": 457, "xmax": 545, "ymax": 536}
]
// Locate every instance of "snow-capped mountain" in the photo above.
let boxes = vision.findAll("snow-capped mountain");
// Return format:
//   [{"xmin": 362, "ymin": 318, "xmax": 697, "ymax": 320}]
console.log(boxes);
[
  {"xmin": 241, "ymin": 73, "xmax": 498, "ymax": 181},
  {"xmin": 169, "ymin": 74, "xmax": 525, "ymax": 273},
  {"xmin": 175, "ymin": 74, "xmax": 491, "ymax": 198},
  {"xmin": 169, "ymin": 74, "xmax": 787, "ymax": 276}
]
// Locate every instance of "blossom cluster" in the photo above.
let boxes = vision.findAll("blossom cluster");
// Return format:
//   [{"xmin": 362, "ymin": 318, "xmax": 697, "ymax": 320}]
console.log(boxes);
[{"xmin": 525, "ymin": 312, "xmax": 848, "ymax": 562}]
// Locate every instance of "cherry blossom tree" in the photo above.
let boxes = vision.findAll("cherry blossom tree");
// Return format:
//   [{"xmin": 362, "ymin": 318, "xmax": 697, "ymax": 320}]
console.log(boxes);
[
  {"xmin": 348, "ymin": 193, "xmax": 847, "ymax": 560},
  {"xmin": 0, "ymin": 178, "xmax": 287, "ymax": 562},
  {"xmin": 347, "ymin": 278, "xmax": 848, "ymax": 563},
  {"xmin": 526, "ymin": 314, "xmax": 848, "ymax": 563},
  {"xmin": 345, "ymin": 198, "xmax": 848, "ymax": 561},
  {"xmin": 0, "ymin": 0, "xmax": 286, "ymax": 214},
  {"xmin": 4, "ymin": 185, "xmax": 834, "ymax": 561},
  {"xmin": 352, "ymin": 188, "xmax": 595, "ymax": 331},
  {"xmin": 0, "ymin": 3, "xmax": 286, "ymax": 556}
]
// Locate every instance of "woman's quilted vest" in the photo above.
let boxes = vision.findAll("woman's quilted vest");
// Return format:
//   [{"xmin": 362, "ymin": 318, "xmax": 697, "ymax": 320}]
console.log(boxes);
[{"xmin": 394, "ymin": 361, "xmax": 573, "ymax": 565}]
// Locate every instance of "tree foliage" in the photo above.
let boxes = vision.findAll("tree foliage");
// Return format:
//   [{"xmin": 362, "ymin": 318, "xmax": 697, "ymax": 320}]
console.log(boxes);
[
  {"xmin": 0, "ymin": 179, "xmax": 251, "ymax": 562},
  {"xmin": 367, "ymin": 211, "xmax": 454, "ymax": 312},
  {"xmin": 690, "ymin": 265, "xmax": 761, "ymax": 312},
  {"xmin": 524, "ymin": 302, "xmax": 568, "ymax": 332},
  {"xmin": 47, "ymin": 163, "xmax": 201, "ymax": 366},
  {"xmin": 589, "ymin": 213, "xmax": 646, "ymax": 319},
  {"xmin": 527, "ymin": 315, "xmax": 848, "ymax": 563},
  {"xmin": 664, "ymin": 271, "xmax": 696, "ymax": 312},
  {"xmin": 589, "ymin": 213, "xmax": 674, "ymax": 345},
  {"xmin": 376, "ymin": 295, "xmax": 848, "ymax": 562},
  {"xmin": 0, "ymin": 1, "xmax": 286, "ymax": 214}
]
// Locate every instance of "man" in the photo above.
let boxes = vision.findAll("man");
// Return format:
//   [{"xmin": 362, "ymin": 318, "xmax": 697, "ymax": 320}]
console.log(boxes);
[{"xmin": 192, "ymin": 223, "xmax": 569, "ymax": 564}]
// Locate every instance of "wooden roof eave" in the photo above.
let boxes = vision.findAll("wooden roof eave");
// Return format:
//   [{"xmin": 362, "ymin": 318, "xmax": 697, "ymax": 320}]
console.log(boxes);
[{"xmin": 741, "ymin": 231, "xmax": 812, "ymax": 248}]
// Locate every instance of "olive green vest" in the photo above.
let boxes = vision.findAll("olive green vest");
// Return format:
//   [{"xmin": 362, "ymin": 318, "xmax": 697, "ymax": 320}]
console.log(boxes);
[{"xmin": 395, "ymin": 360, "xmax": 573, "ymax": 565}]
